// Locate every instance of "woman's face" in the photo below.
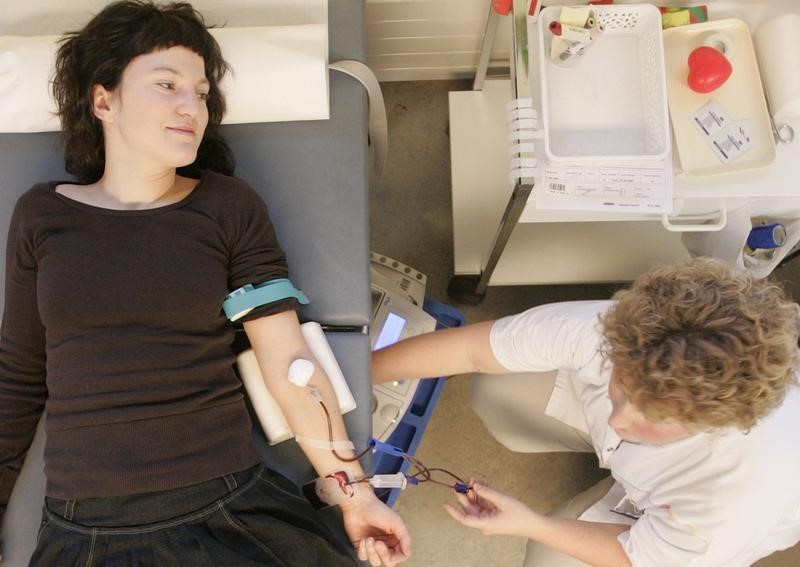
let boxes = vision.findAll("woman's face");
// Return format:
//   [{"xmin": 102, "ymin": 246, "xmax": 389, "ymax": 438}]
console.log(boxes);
[
  {"xmin": 99, "ymin": 46, "xmax": 210, "ymax": 170},
  {"xmin": 607, "ymin": 374, "xmax": 692, "ymax": 446}
]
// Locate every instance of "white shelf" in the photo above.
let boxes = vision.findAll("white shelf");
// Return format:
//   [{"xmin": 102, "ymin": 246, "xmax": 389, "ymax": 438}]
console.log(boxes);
[
  {"xmin": 486, "ymin": 222, "xmax": 691, "ymax": 285},
  {"xmin": 449, "ymin": 80, "xmax": 690, "ymax": 281},
  {"xmin": 450, "ymin": 80, "xmax": 515, "ymax": 276}
]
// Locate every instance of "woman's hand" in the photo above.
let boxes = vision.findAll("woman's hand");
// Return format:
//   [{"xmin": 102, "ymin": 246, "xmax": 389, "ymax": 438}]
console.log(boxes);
[
  {"xmin": 340, "ymin": 490, "xmax": 411, "ymax": 566},
  {"xmin": 443, "ymin": 481, "xmax": 539, "ymax": 538}
]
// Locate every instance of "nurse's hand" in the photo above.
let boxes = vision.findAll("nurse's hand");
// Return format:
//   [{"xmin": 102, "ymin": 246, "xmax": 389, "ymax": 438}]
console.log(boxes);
[
  {"xmin": 444, "ymin": 481, "xmax": 538, "ymax": 538},
  {"xmin": 341, "ymin": 490, "xmax": 411, "ymax": 566}
]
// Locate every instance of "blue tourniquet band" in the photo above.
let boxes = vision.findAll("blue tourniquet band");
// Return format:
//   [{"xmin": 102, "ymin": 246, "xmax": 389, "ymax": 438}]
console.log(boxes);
[{"xmin": 223, "ymin": 278, "xmax": 310, "ymax": 321}]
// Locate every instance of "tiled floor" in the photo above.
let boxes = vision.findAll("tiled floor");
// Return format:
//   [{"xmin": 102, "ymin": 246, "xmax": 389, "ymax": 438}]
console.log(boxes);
[{"xmin": 370, "ymin": 80, "xmax": 800, "ymax": 566}]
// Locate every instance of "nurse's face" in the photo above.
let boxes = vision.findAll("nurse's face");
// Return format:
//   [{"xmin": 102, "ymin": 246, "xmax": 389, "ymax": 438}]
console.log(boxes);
[
  {"xmin": 607, "ymin": 375, "xmax": 692, "ymax": 445},
  {"xmin": 96, "ymin": 46, "xmax": 210, "ymax": 169}
]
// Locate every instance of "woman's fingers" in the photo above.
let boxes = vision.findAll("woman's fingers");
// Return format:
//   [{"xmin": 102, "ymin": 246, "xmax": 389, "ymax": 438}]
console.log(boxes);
[
  {"xmin": 358, "ymin": 537, "xmax": 402, "ymax": 567},
  {"xmin": 373, "ymin": 538, "xmax": 400, "ymax": 567},
  {"xmin": 359, "ymin": 537, "xmax": 380, "ymax": 567}
]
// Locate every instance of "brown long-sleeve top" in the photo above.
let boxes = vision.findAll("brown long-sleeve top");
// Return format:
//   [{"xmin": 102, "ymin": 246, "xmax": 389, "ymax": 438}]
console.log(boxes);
[{"xmin": 0, "ymin": 170, "xmax": 298, "ymax": 524}]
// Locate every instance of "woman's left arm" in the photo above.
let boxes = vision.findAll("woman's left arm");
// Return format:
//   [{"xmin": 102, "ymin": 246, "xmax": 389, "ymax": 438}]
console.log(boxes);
[{"xmin": 244, "ymin": 310, "xmax": 411, "ymax": 567}]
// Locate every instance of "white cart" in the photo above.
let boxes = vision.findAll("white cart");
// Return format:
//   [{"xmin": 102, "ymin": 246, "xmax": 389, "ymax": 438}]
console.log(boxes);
[{"xmin": 448, "ymin": 0, "xmax": 800, "ymax": 303}]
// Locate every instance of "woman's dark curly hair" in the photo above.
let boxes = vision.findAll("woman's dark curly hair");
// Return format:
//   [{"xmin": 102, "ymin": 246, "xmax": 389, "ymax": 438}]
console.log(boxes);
[
  {"xmin": 601, "ymin": 258, "xmax": 800, "ymax": 431},
  {"xmin": 52, "ymin": 0, "xmax": 234, "ymax": 182}
]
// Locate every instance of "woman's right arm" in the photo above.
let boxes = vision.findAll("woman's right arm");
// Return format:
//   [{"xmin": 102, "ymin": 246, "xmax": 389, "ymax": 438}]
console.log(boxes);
[
  {"xmin": 371, "ymin": 321, "xmax": 510, "ymax": 384},
  {"xmin": 0, "ymin": 196, "xmax": 48, "ymax": 534}
]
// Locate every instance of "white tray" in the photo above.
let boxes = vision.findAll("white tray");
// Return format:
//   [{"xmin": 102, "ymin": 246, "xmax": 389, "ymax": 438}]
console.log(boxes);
[
  {"xmin": 537, "ymin": 4, "xmax": 671, "ymax": 162},
  {"xmin": 663, "ymin": 19, "xmax": 776, "ymax": 177}
]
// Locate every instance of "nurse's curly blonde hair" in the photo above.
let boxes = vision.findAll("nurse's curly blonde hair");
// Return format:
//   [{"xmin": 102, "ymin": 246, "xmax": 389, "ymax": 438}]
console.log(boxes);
[{"xmin": 601, "ymin": 258, "xmax": 800, "ymax": 431}]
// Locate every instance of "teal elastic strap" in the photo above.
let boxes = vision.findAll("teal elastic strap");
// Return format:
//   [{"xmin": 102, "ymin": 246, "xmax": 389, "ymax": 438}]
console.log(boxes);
[{"xmin": 223, "ymin": 278, "xmax": 310, "ymax": 321}]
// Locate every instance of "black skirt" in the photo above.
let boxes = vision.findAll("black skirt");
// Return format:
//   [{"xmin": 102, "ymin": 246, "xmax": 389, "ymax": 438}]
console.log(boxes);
[{"xmin": 30, "ymin": 463, "xmax": 358, "ymax": 566}]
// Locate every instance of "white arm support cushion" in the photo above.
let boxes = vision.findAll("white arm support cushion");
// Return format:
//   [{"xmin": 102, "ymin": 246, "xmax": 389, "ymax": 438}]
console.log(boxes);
[
  {"xmin": 0, "ymin": 24, "xmax": 329, "ymax": 133},
  {"xmin": 236, "ymin": 322, "xmax": 357, "ymax": 446}
]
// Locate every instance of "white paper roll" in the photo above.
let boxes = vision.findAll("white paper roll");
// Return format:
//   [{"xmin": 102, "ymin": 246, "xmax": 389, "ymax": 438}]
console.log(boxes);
[
  {"xmin": 300, "ymin": 322, "xmax": 357, "ymax": 414},
  {"xmin": 754, "ymin": 14, "xmax": 800, "ymax": 122}
]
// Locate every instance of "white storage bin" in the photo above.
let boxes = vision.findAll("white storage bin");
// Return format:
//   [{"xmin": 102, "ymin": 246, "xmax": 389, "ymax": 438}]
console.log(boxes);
[{"xmin": 537, "ymin": 4, "xmax": 671, "ymax": 162}]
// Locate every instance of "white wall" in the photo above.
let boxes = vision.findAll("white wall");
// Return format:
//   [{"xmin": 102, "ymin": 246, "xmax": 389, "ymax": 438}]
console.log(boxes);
[
  {"xmin": 1, "ymin": 1, "xmax": 326, "ymax": 35},
  {"xmin": 364, "ymin": 0, "xmax": 779, "ymax": 82},
  {"xmin": 365, "ymin": 0, "xmax": 511, "ymax": 82}
]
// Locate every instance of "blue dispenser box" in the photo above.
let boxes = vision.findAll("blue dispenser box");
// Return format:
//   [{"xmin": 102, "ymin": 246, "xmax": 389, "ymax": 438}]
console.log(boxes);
[{"xmin": 372, "ymin": 298, "xmax": 466, "ymax": 507}]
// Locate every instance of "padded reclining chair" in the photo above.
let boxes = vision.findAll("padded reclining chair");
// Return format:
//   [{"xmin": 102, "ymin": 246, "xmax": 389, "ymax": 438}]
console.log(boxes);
[{"xmin": 0, "ymin": 2, "xmax": 372, "ymax": 564}]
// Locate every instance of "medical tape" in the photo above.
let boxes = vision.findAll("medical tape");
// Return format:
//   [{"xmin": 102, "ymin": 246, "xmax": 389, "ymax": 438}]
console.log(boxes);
[
  {"xmin": 506, "ymin": 97, "xmax": 534, "ymax": 110},
  {"xmin": 507, "ymin": 108, "xmax": 538, "ymax": 122},
  {"xmin": 510, "ymin": 157, "xmax": 539, "ymax": 170},
  {"xmin": 507, "ymin": 129, "xmax": 545, "ymax": 142},
  {"xmin": 223, "ymin": 278, "xmax": 309, "ymax": 321},
  {"xmin": 508, "ymin": 118, "xmax": 538, "ymax": 131},
  {"xmin": 509, "ymin": 142, "xmax": 537, "ymax": 155},
  {"xmin": 509, "ymin": 167, "xmax": 540, "ymax": 178},
  {"xmin": 504, "ymin": 95, "xmax": 542, "ymax": 186},
  {"xmin": 295, "ymin": 435, "xmax": 356, "ymax": 452},
  {"xmin": 509, "ymin": 168, "xmax": 540, "ymax": 186}
]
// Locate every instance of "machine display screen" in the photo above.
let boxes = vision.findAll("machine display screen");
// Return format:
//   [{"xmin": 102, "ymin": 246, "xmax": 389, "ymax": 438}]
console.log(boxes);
[{"xmin": 373, "ymin": 312, "xmax": 407, "ymax": 351}]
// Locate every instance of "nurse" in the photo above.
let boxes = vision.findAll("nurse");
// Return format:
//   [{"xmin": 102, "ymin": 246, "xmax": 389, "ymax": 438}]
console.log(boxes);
[
  {"xmin": 373, "ymin": 258, "xmax": 800, "ymax": 566},
  {"xmin": 0, "ymin": 2, "xmax": 409, "ymax": 566}
]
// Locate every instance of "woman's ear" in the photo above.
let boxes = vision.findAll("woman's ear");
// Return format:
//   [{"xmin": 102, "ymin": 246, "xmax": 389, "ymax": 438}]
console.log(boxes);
[{"xmin": 91, "ymin": 84, "xmax": 115, "ymax": 123}]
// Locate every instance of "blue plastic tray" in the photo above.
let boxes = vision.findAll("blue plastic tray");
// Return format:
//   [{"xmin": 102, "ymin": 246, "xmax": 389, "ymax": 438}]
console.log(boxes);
[{"xmin": 372, "ymin": 298, "xmax": 466, "ymax": 506}]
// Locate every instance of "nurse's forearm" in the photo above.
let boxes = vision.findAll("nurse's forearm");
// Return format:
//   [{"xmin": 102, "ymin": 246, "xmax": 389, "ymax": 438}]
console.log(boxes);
[
  {"xmin": 526, "ymin": 516, "xmax": 632, "ymax": 567},
  {"xmin": 371, "ymin": 321, "xmax": 508, "ymax": 383}
]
